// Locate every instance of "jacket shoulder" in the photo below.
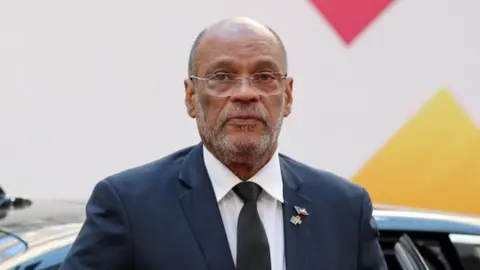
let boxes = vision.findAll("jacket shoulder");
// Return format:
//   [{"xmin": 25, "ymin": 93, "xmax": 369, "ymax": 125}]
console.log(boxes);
[
  {"xmin": 280, "ymin": 154, "xmax": 367, "ymax": 201},
  {"xmin": 101, "ymin": 145, "xmax": 197, "ymax": 193}
]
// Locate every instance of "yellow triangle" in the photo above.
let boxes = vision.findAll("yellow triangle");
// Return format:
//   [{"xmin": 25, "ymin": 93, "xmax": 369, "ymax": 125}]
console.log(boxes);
[{"xmin": 353, "ymin": 89, "xmax": 480, "ymax": 215}]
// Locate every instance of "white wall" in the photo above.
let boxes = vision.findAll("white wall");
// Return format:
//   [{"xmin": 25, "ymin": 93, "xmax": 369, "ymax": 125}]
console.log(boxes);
[{"xmin": 0, "ymin": 0, "xmax": 479, "ymax": 200}]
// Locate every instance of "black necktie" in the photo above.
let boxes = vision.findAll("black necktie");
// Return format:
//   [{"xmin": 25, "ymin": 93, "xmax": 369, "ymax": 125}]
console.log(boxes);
[{"xmin": 233, "ymin": 182, "xmax": 271, "ymax": 270}]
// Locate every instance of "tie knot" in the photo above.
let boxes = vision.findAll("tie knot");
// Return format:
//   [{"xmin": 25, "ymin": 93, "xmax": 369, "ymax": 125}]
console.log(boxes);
[{"xmin": 233, "ymin": 182, "xmax": 262, "ymax": 203}]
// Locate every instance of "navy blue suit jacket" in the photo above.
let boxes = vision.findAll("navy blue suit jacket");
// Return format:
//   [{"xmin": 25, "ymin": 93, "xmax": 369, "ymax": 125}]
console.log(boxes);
[{"xmin": 61, "ymin": 144, "xmax": 387, "ymax": 269}]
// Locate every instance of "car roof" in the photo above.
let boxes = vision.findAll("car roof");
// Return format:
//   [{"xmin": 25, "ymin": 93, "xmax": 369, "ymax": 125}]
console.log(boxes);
[
  {"xmin": 373, "ymin": 204, "xmax": 480, "ymax": 235},
  {"xmin": 0, "ymin": 198, "xmax": 85, "ymax": 264}
]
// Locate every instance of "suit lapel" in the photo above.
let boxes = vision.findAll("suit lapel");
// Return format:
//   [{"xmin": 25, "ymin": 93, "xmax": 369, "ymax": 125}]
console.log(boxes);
[
  {"xmin": 178, "ymin": 144, "xmax": 235, "ymax": 270},
  {"xmin": 281, "ymin": 157, "xmax": 312, "ymax": 270}
]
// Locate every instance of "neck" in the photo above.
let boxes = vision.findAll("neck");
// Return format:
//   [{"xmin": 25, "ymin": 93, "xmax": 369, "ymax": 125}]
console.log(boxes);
[
  {"xmin": 226, "ymin": 150, "xmax": 275, "ymax": 180},
  {"xmin": 205, "ymin": 143, "xmax": 277, "ymax": 181}
]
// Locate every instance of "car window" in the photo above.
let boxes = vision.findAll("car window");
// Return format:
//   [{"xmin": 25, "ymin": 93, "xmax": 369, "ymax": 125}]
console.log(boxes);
[
  {"xmin": 450, "ymin": 234, "xmax": 480, "ymax": 270},
  {"xmin": 10, "ymin": 244, "xmax": 72, "ymax": 270},
  {"xmin": 414, "ymin": 237, "xmax": 453, "ymax": 269},
  {"xmin": 453, "ymin": 243, "xmax": 480, "ymax": 270},
  {"xmin": 380, "ymin": 231, "xmax": 431, "ymax": 269},
  {"xmin": 397, "ymin": 234, "xmax": 430, "ymax": 270},
  {"xmin": 394, "ymin": 241, "xmax": 416, "ymax": 269},
  {"xmin": 381, "ymin": 231, "xmax": 480, "ymax": 270},
  {"xmin": 380, "ymin": 231, "xmax": 405, "ymax": 269},
  {"xmin": 399, "ymin": 231, "xmax": 471, "ymax": 270}
]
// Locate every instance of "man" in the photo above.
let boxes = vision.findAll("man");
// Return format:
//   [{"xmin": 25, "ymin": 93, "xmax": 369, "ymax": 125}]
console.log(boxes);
[{"xmin": 61, "ymin": 17, "xmax": 387, "ymax": 270}]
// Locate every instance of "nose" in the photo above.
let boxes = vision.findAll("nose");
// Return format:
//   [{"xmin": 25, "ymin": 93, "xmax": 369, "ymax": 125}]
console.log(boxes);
[{"xmin": 230, "ymin": 78, "xmax": 260, "ymax": 102}]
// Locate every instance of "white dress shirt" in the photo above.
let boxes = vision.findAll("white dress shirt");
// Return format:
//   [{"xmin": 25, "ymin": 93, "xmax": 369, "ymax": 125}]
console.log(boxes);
[{"xmin": 203, "ymin": 146, "xmax": 285, "ymax": 270}]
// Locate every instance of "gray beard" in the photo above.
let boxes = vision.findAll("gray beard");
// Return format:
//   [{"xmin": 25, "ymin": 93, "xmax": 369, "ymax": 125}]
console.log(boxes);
[
  {"xmin": 202, "ymin": 126, "xmax": 271, "ymax": 164},
  {"xmin": 195, "ymin": 99, "xmax": 283, "ymax": 165}
]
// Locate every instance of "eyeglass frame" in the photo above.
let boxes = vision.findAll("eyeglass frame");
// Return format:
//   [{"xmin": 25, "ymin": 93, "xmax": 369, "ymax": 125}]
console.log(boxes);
[{"xmin": 189, "ymin": 71, "xmax": 288, "ymax": 97}]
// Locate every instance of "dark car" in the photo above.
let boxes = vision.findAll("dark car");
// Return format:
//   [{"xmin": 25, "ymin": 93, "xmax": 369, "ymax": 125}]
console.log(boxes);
[
  {"xmin": 373, "ymin": 204, "xmax": 480, "ymax": 269},
  {"xmin": 0, "ymin": 193, "xmax": 479, "ymax": 270}
]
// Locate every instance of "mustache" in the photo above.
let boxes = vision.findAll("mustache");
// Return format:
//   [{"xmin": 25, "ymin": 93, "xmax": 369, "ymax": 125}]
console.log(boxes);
[{"xmin": 219, "ymin": 104, "xmax": 269, "ymax": 124}]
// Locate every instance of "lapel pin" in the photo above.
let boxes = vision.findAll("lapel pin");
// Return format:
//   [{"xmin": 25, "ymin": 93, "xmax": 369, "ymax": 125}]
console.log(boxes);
[
  {"xmin": 294, "ymin": 205, "xmax": 309, "ymax": 216},
  {"xmin": 290, "ymin": 206, "xmax": 308, "ymax": 225},
  {"xmin": 290, "ymin": 215, "xmax": 302, "ymax": 225}
]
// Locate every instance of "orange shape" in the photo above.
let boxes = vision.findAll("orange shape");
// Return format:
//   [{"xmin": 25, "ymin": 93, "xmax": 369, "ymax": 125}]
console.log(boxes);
[{"xmin": 353, "ymin": 89, "xmax": 480, "ymax": 215}]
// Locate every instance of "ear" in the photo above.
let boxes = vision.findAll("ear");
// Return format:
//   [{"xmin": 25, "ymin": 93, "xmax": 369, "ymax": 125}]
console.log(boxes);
[
  {"xmin": 283, "ymin": 77, "xmax": 293, "ymax": 117},
  {"xmin": 184, "ymin": 79, "xmax": 197, "ymax": 118}
]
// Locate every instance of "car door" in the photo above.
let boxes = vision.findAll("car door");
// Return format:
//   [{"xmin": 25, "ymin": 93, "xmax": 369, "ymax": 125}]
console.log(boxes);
[{"xmin": 394, "ymin": 234, "xmax": 431, "ymax": 270}]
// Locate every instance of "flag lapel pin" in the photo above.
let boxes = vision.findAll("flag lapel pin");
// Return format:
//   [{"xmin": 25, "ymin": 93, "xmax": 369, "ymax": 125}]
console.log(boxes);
[
  {"xmin": 294, "ymin": 205, "xmax": 309, "ymax": 216},
  {"xmin": 290, "ymin": 206, "xmax": 308, "ymax": 225}
]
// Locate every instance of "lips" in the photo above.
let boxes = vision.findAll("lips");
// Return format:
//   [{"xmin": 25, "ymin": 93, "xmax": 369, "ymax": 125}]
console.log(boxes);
[
  {"xmin": 228, "ymin": 118, "xmax": 261, "ymax": 125},
  {"xmin": 226, "ymin": 115, "xmax": 264, "ymax": 125}
]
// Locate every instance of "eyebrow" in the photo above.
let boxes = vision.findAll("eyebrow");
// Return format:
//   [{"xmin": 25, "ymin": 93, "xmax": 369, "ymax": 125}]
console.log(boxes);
[
  {"xmin": 203, "ymin": 57, "xmax": 236, "ymax": 74},
  {"xmin": 202, "ymin": 56, "xmax": 283, "ymax": 75},
  {"xmin": 250, "ymin": 57, "xmax": 282, "ymax": 72}
]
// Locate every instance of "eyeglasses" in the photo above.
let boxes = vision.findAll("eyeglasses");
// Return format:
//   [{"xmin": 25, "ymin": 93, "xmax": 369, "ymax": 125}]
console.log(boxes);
[{"xmin": 189, "ymin": 72, "xmax": 287, "ymax": 97}]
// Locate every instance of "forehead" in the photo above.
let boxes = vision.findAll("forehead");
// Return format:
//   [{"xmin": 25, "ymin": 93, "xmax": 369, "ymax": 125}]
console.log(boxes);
[{"xmin": 196, "ymin": 31, "xmax": 285, "ymax": 74}]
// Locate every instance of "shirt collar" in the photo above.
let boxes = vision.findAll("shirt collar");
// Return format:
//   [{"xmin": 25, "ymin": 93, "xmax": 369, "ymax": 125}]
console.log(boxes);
[{"xmin": 202, "ymin": 145, "xmax": 284, "ymax": 203}]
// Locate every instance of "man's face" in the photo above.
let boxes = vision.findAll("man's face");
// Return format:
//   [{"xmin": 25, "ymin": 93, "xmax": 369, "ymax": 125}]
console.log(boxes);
[{"xmin": 185, "ymin": 28, "xmax": 293, "ymax": 162}]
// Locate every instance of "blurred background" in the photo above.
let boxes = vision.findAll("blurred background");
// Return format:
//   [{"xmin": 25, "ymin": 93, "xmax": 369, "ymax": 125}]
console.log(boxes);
[{"xmin": 1, "ymin": 0, "xmax": 479, "ymax": 214}]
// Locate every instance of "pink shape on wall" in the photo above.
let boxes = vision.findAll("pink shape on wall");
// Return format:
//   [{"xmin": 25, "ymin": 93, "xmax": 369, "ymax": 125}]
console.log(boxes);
[{"xmin": 310, "ymin": 0, "xmax": 395, "ymax": 45}]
